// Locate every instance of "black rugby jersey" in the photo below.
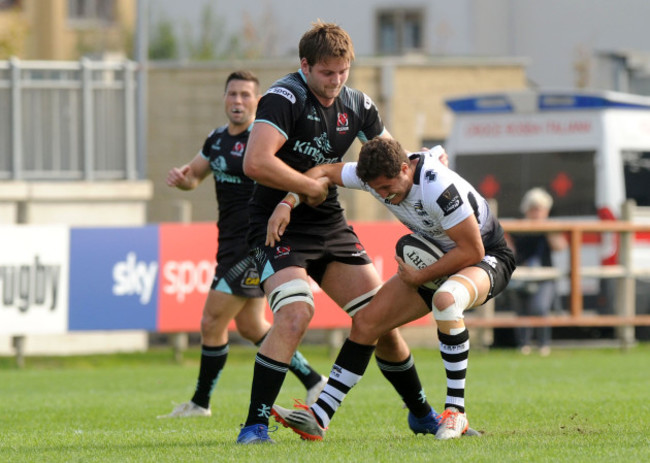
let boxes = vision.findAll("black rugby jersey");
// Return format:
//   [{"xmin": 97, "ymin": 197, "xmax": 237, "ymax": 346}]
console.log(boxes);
[
  {"xmin": 249, "ymin": 70, "xmax": 385, "ymax": 228},
  {"xmin": 200, "ymin": 124, "xmax": 254, "ymax": 266}
]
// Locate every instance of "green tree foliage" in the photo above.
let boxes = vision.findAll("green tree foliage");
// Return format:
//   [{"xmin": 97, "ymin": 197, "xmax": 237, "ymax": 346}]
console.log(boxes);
[
  {"xmin": 184, "ymin": 4, "xmax": 227, "ymax": 61},
  {"xmin": 149, "ymin": 18, "xmax": 178, "ymax": 60},
  {"xmin": 148, "ymin": 2, "xmax": 280, "ymax": 62}
]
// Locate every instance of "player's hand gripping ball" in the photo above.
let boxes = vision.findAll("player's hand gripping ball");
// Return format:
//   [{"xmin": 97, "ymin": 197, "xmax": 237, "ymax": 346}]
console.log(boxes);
[{"xmin": 395, "ymin": 234, "xmax": 448, "ymax": 290}]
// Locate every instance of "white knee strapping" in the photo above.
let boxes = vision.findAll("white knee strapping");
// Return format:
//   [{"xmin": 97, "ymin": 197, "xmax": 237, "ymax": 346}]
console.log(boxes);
[
  {"xmin": 452, "ymin": 274, "xmax": 479, "ymax": 307},
  {"xmin": 432, "ymin": 274, "xmax": 479, "ymax": 321},
  {"xmin": 268, "ymin": 279, "xmax": 314, "ymax": 314},
  {"xmin": 343, "ymin": 286, "xmax": 380, "ymax": 317}
]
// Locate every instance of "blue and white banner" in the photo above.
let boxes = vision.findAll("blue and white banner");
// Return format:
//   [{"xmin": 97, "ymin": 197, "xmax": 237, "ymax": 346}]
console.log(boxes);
[{"xmin": 68, "ymin": 226, "xmax": 159, "ymax": 331}]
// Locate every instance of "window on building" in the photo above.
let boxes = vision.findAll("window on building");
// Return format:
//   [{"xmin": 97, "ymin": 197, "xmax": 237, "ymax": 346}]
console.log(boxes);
[
  {"xmin": 623, "ymin": 150, "xmax": 650, "ymax": 206},
  {"xmin": 0, "ymin": 0, "xmax": 20, "ymax": 10},
  {"xmin": 422, "ymin": 138, "xmax": 445, "ymax": 151},
  {"xmin": 454, "ymin": 151, "xmax": 597, "ymax": 218},
  {"xmin": 68, "ymin": 0, "xmax": 115, "ymax": 23},
  {"xmin": 377, "ymin": 9, "xmax": 424, "ymax": 55},
  {"xmin": 630, "ymin": 74, "xmax": 650, "ymax": 96}
]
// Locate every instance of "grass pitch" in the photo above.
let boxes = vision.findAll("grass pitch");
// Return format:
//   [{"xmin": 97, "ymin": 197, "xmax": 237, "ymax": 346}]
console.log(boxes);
[{"xmin": 1, "ymin": 343, "xmax": 649, "ymax": 462}]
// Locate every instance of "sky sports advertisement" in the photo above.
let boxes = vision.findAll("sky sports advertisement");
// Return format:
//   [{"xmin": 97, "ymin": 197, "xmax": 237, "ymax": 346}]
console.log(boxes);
[
  {"xmin": 1, "ymin": 222, "xmax": 421, "ymax": 336},
  {"xmin": 68, "ymin": 226, "xmax": 160, "ymax": 331}
]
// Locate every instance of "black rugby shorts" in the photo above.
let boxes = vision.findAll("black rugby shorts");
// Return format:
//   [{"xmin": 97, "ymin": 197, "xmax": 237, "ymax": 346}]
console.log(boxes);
[
  {"xmin": 212, "ymin": 256, "xmax": 264, "ymax": 298},
  {"xmin": 417, "ymin": 243, "xmax": 515, "ymax": 310},
  {"xmin": 251, "ymin": 221, "xmax": 373, "ymax": 286}
]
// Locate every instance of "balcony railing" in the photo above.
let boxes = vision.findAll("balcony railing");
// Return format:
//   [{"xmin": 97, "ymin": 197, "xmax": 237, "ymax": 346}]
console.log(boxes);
[{"xmin": 0, "ymin": 57, "xmax": 139, "ymax": 181}]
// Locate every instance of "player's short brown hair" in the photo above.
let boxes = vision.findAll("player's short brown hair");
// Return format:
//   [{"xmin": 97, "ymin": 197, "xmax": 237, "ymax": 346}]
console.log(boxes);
[
  {"xmin": 225, "ymin": 70, "xmax": 259, "ymax": 92},
  {"xmin": 299, "ymin": 21, "xmax": 355, "ymax": 66},
  {"xmin": 357, "ymin": 138, "xmax": 408, "ymax": 183}
]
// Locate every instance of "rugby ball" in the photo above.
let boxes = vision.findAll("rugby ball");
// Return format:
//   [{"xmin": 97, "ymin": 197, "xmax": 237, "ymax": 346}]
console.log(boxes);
[{"xmin": 395, "ymin": 234, "xmax": 448, "ymax": 290}]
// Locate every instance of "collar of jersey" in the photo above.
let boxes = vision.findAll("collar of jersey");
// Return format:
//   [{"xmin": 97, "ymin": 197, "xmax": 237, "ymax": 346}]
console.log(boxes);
[{"xmin": 409, "ymin": 153, "xmax": 426, "ymax": 185}]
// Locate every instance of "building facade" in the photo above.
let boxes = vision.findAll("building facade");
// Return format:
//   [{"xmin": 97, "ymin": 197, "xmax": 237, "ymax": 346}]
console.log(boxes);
[{"xmin": 0, "ymin": 0, "xmax": 135, "ymax": 60}]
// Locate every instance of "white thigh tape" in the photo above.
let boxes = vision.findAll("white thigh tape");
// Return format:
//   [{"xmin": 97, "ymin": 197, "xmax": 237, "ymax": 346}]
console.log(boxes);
[
  {"xmin": 268, "ymin": 279, "xmax": 314, "ymax": 313},
  {"xmin": 343, "ymin": 286, "xmax": 380, "ymax": 317}
]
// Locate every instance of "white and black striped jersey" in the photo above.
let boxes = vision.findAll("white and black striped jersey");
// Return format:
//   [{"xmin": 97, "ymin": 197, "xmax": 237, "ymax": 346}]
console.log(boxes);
[{"xmin": 341, "ymin": 146, "xmax": 505, "ymax": 252}]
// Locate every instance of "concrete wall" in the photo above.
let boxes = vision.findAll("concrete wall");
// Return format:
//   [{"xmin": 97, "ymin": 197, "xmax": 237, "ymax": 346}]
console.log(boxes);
[
  {"xmin": 0, "ymin": 332, "xmax": 148, "ymax": 357},
  {"xmin": 0, "ymin": 181, "xmax": 152, "ymax": 225},
  {"xmin": 0, "ymin": 182, "xmax": 27, "ymax": 224}
]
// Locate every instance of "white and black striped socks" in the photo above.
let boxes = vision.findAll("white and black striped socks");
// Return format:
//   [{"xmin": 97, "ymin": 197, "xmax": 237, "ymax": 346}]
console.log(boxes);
[{"xmin": 437, "ymin": 328, "xmax": 470, "ymax": 412}]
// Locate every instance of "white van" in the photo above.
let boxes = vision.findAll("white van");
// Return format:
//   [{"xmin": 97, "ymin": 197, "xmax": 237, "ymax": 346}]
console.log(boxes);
[
  {"xmin": 445, "ymin": 89, "xmax": 650, "ymax": 221},
  {"xmin": 444, "ymin": 89, "xmax": 650, "ymax": 319}
]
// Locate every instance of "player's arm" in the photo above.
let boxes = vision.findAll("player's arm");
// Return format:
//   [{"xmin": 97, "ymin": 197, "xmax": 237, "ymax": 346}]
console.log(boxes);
[
  {"xmin": 166, "ymin": 152, "xmax": 211, "ymax": 191},
  {"xmin": 396, "ymin": 216, "xmax": 485, "ymax": 287},
  {"xmin": 265, "ymin": 163, "xmax": 347, "ymax": 246},
  {"xmin": 266, "ymin": 199, "xmax": 292, "ymax": 246},
  {"xmin": 304, "ymin": 163, "xmax": 345, "ymax": 185},
  {"xmin": 376, "ymin": 130, "xmax": 393, "ymax": 141},
  {"xmin": 547, "ymin": 231, "xmax": 568, "ymax": 251},
  {"xmin": 243, "ymin": 123, "xmax": 328, "ymax": 203},
  {"xmin": 279, "ymin": 162, "xmax": 347, "ymax": 208},
  {"xmin": 275, "ymin": 162, "xmax": 346, "ymax": 212}
]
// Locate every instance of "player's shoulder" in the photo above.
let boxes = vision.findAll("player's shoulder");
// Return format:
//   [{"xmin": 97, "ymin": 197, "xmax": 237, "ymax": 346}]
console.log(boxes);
[
  {"xmin": 339, "ymin": 86, "xmax": 376, "ymax": 115},
  {"xmin": 204, "ymin": 124, "xmax": 228, "ymax": 142},
  {"xmin": 412, "ymin": 151, "xmax": 456, "ymax": 198},
  {"xmin": 210, "ymin": 124, "xmax": 228, "ymax": 136},
  {"xmin": 264, "ymin": 72, "xmax": 307, "ymax": 106},
  {"xmin": 420, "ymin": 148, "xmax": 456, "ymax": 177},
  {"xmin": 412, "ymin": 151, "xmax": 442, "ymax": 178}
]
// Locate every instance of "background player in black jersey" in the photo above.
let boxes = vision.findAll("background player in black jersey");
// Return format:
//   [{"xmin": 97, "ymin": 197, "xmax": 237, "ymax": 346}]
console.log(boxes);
[
  {"xmin": 236, "ymin": 23, "xmax": 441, "ymax": 444},
  {"xmin": 159, "ymin": 70, "xmax": 326, "ymax": 419},
  {"xmin": 268, "ymin": 138, "xmax": 515, "ymax": 440}
]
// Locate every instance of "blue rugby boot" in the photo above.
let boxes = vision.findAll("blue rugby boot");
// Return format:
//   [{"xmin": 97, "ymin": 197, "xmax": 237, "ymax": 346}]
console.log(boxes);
[
  {"xmin": 408, "ymin": 408, "xmax": 440, "ymax": 435},
  {"xmin": 236, "ymin": 423, "xmax": 276, "ymax": 444}
]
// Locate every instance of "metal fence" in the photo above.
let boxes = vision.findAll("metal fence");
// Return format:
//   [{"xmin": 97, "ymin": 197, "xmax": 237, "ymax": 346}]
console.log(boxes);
[{"xmin": 0, "ymin": 58, "xmax": 139, "ymax": 181}]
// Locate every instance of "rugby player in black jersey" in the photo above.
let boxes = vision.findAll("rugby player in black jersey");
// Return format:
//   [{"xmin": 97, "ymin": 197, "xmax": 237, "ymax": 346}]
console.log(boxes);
[
  {"xmin": 160, "ymin": 71, "xmax": 326, "ymax": 420},
  {"xmin": 236, "ymin": 23, "xmax": 441, "ymax": 444}
]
